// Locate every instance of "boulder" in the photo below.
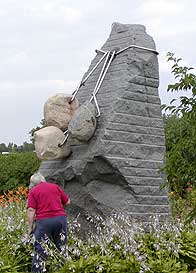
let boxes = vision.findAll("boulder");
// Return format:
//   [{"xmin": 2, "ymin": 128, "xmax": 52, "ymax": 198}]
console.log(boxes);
[
  {"xmin": 68, "ymin": 101, "xmax": 97, "ymax": 142},
  {"xmin": 34, "ymin": 126, "xmax": 71, "ymax": 160},
  {"xmin": 44, "ymin": 93, "xmax": 79, "ymax": 131}
]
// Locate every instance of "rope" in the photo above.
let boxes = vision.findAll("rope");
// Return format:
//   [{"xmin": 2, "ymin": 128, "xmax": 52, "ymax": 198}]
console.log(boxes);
[{"xmin": 59, "ymin": 44, "xmax": 158, "ymax": 146}]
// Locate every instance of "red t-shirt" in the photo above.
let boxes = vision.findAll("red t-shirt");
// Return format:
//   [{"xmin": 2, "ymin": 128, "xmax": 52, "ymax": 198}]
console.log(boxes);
[{"xmin": 27, "ymin": 182, "xmax": 69, "ymax": 220}]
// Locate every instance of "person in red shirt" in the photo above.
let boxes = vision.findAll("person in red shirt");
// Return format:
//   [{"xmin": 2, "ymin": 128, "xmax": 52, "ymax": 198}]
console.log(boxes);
[{"xmin": 27, "ymin": 172, "xmax": 70, "ymax": 273}]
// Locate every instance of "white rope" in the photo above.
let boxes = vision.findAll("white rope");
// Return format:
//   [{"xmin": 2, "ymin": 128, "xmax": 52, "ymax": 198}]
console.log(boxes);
[{"xmin": 59, "ymin": 44, "xmax": 158, "ymax": 146}]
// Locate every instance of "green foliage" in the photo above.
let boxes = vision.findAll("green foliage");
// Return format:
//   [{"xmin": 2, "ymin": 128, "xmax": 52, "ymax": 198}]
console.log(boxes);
[
  {"xmin": 0, "ymin": 143, "xmax": 8, "ymax": 153},
  {"xmin": 0, "ymin": 152, "xmax": 40, "ymax": 193},
  {"xmin": 0, "ymin": 202, "xmax": 32, "ymax": 272},
  {"xmin": 136, "ymin": 224, "xmax": 188, "ymax": 273},
  {"xmin": 59, "ymin": 254, "xmax": 140, "ymax": 273},
  {"xmin": 162, "ymin": 52, "xmax": 196, "ymax": 116},
  {"xmin": 2, "ymin": 205, "xmax": 196, "ymax": 273},
  {"xmin": 164, "ymin": 114, "xmax": 196, "ymax": 195},
  {"xmin": 0, "ymin": 142, "xmax": 34, "ymax": 153},
  {"xmin": 162, "ymin": 53, "xmax": 196, "ymax": 198}
]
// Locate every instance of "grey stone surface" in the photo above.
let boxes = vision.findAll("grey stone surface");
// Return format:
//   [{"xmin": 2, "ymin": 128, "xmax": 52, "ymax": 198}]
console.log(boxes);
[
  {"xmin": 68, "ymin": 101, "xmax": 97, "ymax": 142},
  {"xmin": 39, "ymin": 23, "xmax": 170, "ymax": 227}
]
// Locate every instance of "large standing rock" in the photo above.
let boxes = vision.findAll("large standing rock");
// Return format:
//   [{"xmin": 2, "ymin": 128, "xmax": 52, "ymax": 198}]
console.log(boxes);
[
  {"xmin": 34, "ymin": 126, "xmax": 71, "ymax": 160},
  {"xmin": 68, "ymin": 101, "xmax": 97, "ymax": 142},
  {"xmin": 44, "ymin": 93, "xmax": 79, "ymax": 131},
  {"xmin": 39, "ymin": 23, "xmax": 170, "ymax": 229}
]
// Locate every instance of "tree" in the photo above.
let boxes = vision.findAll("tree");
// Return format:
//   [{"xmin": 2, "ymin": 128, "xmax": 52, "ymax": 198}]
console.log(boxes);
[
  {"xmin": 163, "ymin": 52, "xmax": 196, "ymax": 196},
  {"xmin": 0, "ymin": 143, "xmax": 8, "ymax": 153},
  {"xmin": 162, "ymin": 52, "xmax": 196, "ymax": 116}
]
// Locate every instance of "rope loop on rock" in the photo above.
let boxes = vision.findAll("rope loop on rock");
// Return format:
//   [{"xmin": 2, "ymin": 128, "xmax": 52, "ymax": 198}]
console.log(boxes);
[
  {"xmin": 96, "ymin": 44, "xmax": 159, "ymax": 56},
  {"xmin": 70, "ymin": 51, "xmax": 108, "ymax": 102},
  {"xmin": 60, "ymin": 44, "xmax": 158, "ymax": 146},
  {"xmin": 58, "ymin": 129, "xmax": 68, "ymax": 147},
  {"xmin": 70, "ymin": 44, "xmax": 158, "ymax": 103}
]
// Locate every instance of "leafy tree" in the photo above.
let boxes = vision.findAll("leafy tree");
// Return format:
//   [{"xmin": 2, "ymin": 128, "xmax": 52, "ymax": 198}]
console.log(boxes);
[
  {"xmin": 162, "ymin": 52, "xmax": 196, "ymax": 116},
  {"xmin": 0, "ymin": 142, "xmax": 35, "ymax": 153},
  {"xmin": 7, "ymin": 142, "xmax": 15, "ymax": 152},
  {"xmin": 163, "ymin": 52, "xmax": 196, "ymax": 196},
  {"xmin": 17, "ymin": 142, "xmax": 34, "ymax": 152},
  {"xmin": 0, "ymin": 143, "xmax": 8, "ymax": 152}
]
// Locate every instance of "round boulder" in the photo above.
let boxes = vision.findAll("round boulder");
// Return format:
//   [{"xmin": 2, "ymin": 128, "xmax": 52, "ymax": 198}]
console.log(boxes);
[
  {"xmin": 68, "ymin": 101, "xmax": 97, "ymax": 142},
  {"xmin": 34, "ymin": 126, "xmax": 71, "ymax": 160},
  {"xmin": 44, "ymin": 93, "xmax": 79, "ymax": 131}
]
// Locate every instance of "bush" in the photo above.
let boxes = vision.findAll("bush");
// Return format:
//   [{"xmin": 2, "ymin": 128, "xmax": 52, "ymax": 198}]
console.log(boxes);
[
  {"xmin": 162, "ymin": 53, "xmax": 196, "ymax": 197},
  {"xmin": 0, "ymin": 152, "xmax": 40, "ymax": 193},
  {"xmin": 164, "ymin": 114, "xmax": 196, "ymax": 196}
]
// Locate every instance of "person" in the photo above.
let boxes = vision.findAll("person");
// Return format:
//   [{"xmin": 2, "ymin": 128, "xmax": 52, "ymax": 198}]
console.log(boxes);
[{"xmin": 26, "ymin": 172, "xmax": 70, "ymax": 272}]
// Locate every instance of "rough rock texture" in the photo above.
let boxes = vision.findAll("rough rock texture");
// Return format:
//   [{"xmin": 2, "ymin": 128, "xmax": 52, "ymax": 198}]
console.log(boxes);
[
  {"xmin": 44, "ymin": 93, "xmax": 79, "ymax": 131},
  {"xmin": 34, "ymin": 126, "xmax": 71, "ymax": 160},
  {"xmin": 39, "ymin": 23, "xmax": 170, "ymax": 226},
  {"xmin": 68, "ymin": 101, "xmax": 97, "ymax": 142}
]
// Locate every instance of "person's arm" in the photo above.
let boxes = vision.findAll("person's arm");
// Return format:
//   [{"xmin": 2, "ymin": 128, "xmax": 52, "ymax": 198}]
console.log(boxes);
[
  {"xmin": 58, "ymin": 185, "xmax": 71, "ymax": 207},
  {"xmin": 64, "ymin": 197, "xmax": 70, "ymax": 206},
  {"xmin": 27, "ymin": 207, "xmax": 36, "ymax": 235}
]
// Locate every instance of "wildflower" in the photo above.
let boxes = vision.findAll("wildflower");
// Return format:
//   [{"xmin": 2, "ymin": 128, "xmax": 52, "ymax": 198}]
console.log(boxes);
[
  {"xmin": 22, "ymin": 187, "xmax": 28, "ymax": 197},
  {"xmin": 60, "ymin": 232, "xmax": 66, "ymax": 242},
  {"xmin": 168, "ymin": 191, "xmax": 175, "ymax": 197},
  {"xmin": 7, "ymin": 197, "xmax": 14, "ymax": 203},
  {"xmin": 97, "ymin": 264, "xmax": 104, "ymax": 272},
  {"xmin": 153, "ymin": 243, "xmax": 161, "ymax": 250}
]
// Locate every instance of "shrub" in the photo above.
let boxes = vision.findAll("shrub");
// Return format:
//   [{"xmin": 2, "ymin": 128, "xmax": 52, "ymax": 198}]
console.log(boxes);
[
  {"xmin": 0, "ymin": 152, "xmax": 40, "ymax": 193},
  {"xmin": 162, "ymin": 53, "xmax": 196, "ymax": 197}
]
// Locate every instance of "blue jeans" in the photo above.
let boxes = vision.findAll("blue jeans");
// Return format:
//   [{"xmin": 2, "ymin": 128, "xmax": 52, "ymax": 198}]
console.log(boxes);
[{"xmin": 31, "ymin": 215, "xmax": 67, "ymax": 272}]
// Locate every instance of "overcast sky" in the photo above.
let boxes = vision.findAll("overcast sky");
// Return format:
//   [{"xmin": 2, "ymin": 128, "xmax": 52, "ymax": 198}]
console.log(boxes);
[{"xmin": 0, "ymin": 0, "xmax": 195, "ymax": 145}]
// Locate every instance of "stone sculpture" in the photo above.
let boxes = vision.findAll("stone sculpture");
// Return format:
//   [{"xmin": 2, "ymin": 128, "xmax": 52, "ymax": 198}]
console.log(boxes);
[{"xmin": 38, "ymin": 23, "xmax": 170, "ymax": 226}]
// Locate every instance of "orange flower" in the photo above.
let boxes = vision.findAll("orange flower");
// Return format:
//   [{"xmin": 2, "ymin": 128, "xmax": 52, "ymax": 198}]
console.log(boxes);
[
  {"xmin": 0, "ymin": 201, "xmax": 5, "ymax": 207},
  {"xmin": 0, "ymin": 186, "xmax": 28, "ymax": 206},
  {"xmin": 7, "ymin": 197, "xmax": 14, "ymax": 203},
  {"xmin": 17, "ymin": 186, "xmax": 23, "ymax": 193},
  {"xmin": 22, "ymin": 188, "xmax": 28, "ymax": 197}
]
